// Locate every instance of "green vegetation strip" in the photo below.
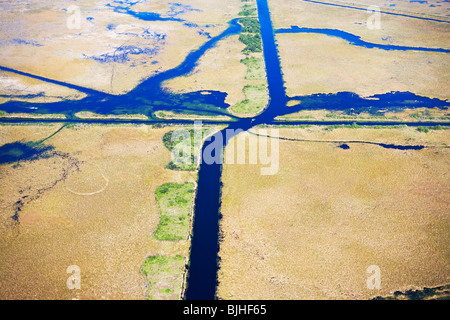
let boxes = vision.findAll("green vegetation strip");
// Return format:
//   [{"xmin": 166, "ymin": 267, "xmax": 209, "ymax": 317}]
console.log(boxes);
[
  {"xmin": 154, "ymin": 182, "xmax": 194, "ymax": 241},
  {"xmin": 239, "ymin": 4, "xmax": 257, "ymax": 16},
  {"xmin": 141, "ymin": 255, "xmax": 186, "ymax": 300},
  {"xmin": 163, "ymin": 129, "xmax": 206, "ymax": 171},
  {"xmin": 241, "ymin": 56, "xmax": 265, "ymax": 80},
  {"xmin": 232, "ymin": 84, "xmax": 267, "ymax": 114},
  {"xmin": 239, "ymin": 33, "xmax": 262, "ymax": 53},
  {"xmin": 240, "ymin": 17, "xmax": 261, "ymax": 33}
]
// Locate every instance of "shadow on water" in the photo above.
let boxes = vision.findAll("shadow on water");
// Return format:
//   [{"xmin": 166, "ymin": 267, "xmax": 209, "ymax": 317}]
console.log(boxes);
[
  {"xmin": 183, "ymin": 121, "xmax": 255, "ymax": 301},
  {"xmin": 0, "ymin": 124, "xmax": 65, "ymax": 165},
  {"xmin": 0, "ymin": 141, "xmax": 54, "ymax": 165}
]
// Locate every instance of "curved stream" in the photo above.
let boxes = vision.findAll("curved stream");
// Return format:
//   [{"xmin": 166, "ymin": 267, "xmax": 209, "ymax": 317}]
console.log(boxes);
[
  {"xmin": 276, "ymin": 26, "xmax": 450, "ymax": 53},
  {"xmin": 184, "ymin": 0, "xmax": 450, "ymax": 300}
]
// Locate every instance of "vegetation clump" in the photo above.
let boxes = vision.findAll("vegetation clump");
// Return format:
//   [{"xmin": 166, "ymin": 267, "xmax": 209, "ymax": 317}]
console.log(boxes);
[
  {"xmin": 240, "ymin": 17, "xmax": 261, "ymax": 33},
  {"xmin": 239, "ymin": 33, "xmax": 262, "ymax": 53},
  {"xmin": 239, "ymin": 4, "xmax": 257, "ymax": 16},
  {"xmin": 141, "ymin": 255, "xmax": 186, "ymax": 300},
  {"xmin": 162, "ymin": 129, "xmax": 206, "ymax": 171},
  {"xmin": 240, "ymin": 56, "xmax": 265, "ymax": 80},
  {"xmin": 232, "ymin": 84, "xmax": 267, "ymax": 114},
  {"xmin": 153, "ymin": 182, "xmax": 194, "ymax": 241}
]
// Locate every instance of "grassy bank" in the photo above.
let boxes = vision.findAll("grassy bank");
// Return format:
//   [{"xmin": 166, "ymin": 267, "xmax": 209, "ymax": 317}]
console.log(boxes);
[
  {"xmin": 231, "ymin": 84, "xmax": 267, "ymax": 115},
  {"xmin": 153, "ymin": 182, "xmax": 195, "ymax": 241},
  {"xmin": 240, "ymin": 56, "xmax": 265, "ymax": 80},
  {"xmin": 141, "ymin": 255, "xmax": 186, "ymax": 300}
]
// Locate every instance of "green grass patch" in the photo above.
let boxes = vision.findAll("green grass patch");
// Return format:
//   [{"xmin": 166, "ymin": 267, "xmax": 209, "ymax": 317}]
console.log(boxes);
[
  {"xmin": 141, "ymin": 255, "xmax": 186, "ymax": 300},
  {"xmin": 416, "ymin": 125, "xmax": 446, "ymax": 133},
  {"xmin": 154, "ymin": 182, "xmax": 194, "ymax": 241},
  {"xmin": 239, "ymin": 4, "xmax": 257, "ymax": 16},
  {"xmin": 240, "ymin": 56, "xmax": 265, "ymax": 80},
  {"xmin": 232, "ymin": 84, "xmax": 267, "ymax": 115},
  {"xmin": 162, "ymin": 129, "xmax": 207, "ymax": 171},
  {"xmin": 239, "ymin": 33, "xmax": 262, "ymax": 53},
  {"xmin": 239, "ymin": 17, "xmax": 260, "ymax": 33}
]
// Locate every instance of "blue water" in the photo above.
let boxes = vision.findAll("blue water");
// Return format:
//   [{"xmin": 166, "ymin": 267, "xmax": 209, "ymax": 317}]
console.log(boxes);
[
  {"xmin": 106, "ymin": 0, "xmax": 184, "ymax": 22},
  {"xmin": 183, "ymin": 136, "xmax": 223, "ymax": 300},
  {"xmin": 0, "ymin": 4, "xmax": 448, "ymax": 120},
  {"xmin": 276, "ymin": 26, "xmax": 450, "ymax": 53},
  {"xmin": 0, "ymin": 141, "xmax": 54, "ymax": 165}
]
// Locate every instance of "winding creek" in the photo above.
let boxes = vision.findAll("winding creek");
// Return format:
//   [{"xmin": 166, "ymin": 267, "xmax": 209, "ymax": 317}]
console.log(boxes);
[
  {"xmin": 276, "ymin": 26, "xmax": 450, "ymax": 53},
  {"xmin": 0, "ymin": 0, "xmax": 449, "ymax": 300}
]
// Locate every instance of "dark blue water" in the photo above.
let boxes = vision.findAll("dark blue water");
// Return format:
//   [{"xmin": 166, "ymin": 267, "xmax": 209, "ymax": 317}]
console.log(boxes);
[
  {"xmin": 271, "ymin": 135, "xmax": 428, "ymax": 150},
  {"xmin": 183, "ymin": 133, "xmax": 223, "ymax": 300},
  {"xmin": 276, "ymin": 26, "xmax": 450, "ymax": 53},
  {"xmin": 0, "ymin": 141, "xmax": 54, "ymax": 165}
]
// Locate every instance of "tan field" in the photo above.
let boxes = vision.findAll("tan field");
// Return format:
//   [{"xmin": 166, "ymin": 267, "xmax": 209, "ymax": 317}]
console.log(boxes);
[
  {"xmin": 217, "ymin": 126, "xmax": 450, "ymax": 299},
  {"xmin": 162, "ymin": 34, "xmax": 248, "ymax": 107},
  {"xmin": 0, "ymin": 71, "xmax": 86, "ymax": 105},
  {"xmin": 276, "ymin": 33, "xmax": 450, "ymax": 100},
  {"xmin": 0, "ymin": 0, "xmax": 242, "ymax": 98},
  {"xmin": 269, "ymin": 0, "xmax": 450, "ymax": 48},
  {"xmin": 0, "ymin": 124, "xmax": 205, "ymax": 299},
  {"xmin": 331, "ymin": 0, "xmax": 450, "ymax": 18}
]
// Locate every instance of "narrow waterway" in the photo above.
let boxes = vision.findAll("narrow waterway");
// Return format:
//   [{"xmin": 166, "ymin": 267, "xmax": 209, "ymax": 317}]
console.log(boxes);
[
  {"xmin": 184, "ymin": 0, "xmax": 285, "ymax": 300},
  {"xmin": 276, "ymin": 26, "xmax": 450, "ymax": 53}
]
